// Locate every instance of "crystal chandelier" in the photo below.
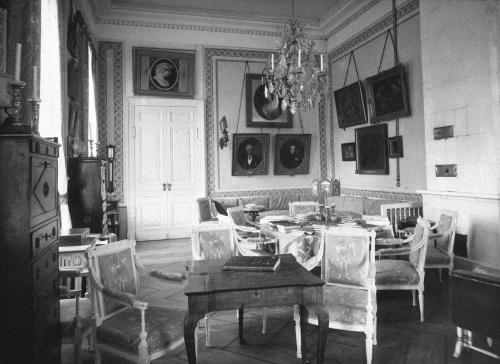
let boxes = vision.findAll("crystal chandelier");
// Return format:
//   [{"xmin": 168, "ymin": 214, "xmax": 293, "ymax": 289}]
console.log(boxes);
[{"xmin": 263, "ymin": 1, "xmax": 328, "ymax": 115}]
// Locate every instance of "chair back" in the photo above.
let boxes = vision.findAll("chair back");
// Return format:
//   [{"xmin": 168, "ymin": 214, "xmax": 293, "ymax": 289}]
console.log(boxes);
[
  {"xmin": 289, "ymin": 201, "xmax": 320, "ymax": 216},
  {"xmin": 87, "ymin": 240, "xmax": 140, "ymax": 324},
  {"xmin": 322, "ymin": 227, "xmax": 376, "ymax": 288},
  {"xmin": 435, "ymin": 209, "xmax": 458, "ymax": 254},
  {"xmin": 227, "ymin": 206, "xmax": 247, "ymax": 226},
  {"xmin": 197, "ymin": 197, "xmax": 214, "ymax": 223},
  {"xmin": 279, "ymin": 232, "xmax": 324, "ymax": 271},
  {"xmin": 191, "ymin": 224, "xmax": 236, "ymax": 260},
  {"xmin": 380, "ymin": 201, "xmax": 423, "ymax": 236},
  {"xmin": 409, "ymin": 218, "xmax": 431, "ymax": 269}
]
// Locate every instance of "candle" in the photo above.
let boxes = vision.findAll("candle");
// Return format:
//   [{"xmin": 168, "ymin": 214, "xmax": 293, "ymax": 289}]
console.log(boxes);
[
  {"xmin": 298, "ymin": 49, "xmax": 301, "ymax": 67},
  {"xmin": 32, "ymin": 66, "xmax": 38, "ymax": 99},
  {"xmin": 271, "ymin": 54, "xmax": 274, "ymax": 71},
  {"xmin": 14, "ymin": 43, "xmax": 22, "ymax": 81},
  {"xmin": 320, "ymin": 54, "xmax": 324, "ymax": 71}
]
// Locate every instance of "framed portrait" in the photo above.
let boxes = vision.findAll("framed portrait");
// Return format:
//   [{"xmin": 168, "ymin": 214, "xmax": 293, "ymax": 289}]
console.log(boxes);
[
  {"xmin": 232, "ymin": 133, "xmax": 270, "ymax": 176},
  {"xmin": 341, "ymin": 142, "xmax": 356, "ymax": 161},
  {"xmin": 333, "ymin": 81, "xmax": 367, "ymax": 129},
  {"xmin": 388, "ymin": 136, "xmax": 404, "ymax": 158},
  {"xmin": 133, "ymin": 47, "xmax": 194, "ymax": 98},
  {"xmin": 366, "ymin": 63, "xmax": 410, "ymax": 123},
  {"xmin": 246, "ymin": 73, "xmax": 293, "ymax": 128},
  {"xmin": 274, "ymin": 134, "xmax": 311, "ymax": 175},
  {"xmin": 355, "ymin": 124, "xmax": 389, "ymax": 175}
]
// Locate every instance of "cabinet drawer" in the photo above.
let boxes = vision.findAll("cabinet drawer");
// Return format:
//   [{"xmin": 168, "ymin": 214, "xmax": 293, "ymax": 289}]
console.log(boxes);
[
  {"xmin": 34, "ymin": 267, "xmax": 59, "ymax": 301},
  {"xmin": 31, "ymin": 219, "xmax": 58, "ymax": 260},
  {"xmin": 31, "ymin": 157, "xmax": 58, "ymax": 227},
  {"xmin": 30, "ymin": 138, "xmax": 59, "ymax": 158},
  {"xmin": 33, "ymin": 244, "xmax": 58, "ymax": 286}
]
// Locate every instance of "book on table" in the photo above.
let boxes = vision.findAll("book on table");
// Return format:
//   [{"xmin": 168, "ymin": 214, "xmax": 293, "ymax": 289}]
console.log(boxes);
[{"xmin": 222, "ymin": 255, "xmax": 281, "ymax": 272}]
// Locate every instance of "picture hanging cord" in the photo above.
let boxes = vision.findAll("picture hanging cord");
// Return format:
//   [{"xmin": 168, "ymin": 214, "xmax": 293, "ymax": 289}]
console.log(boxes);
[
  {"xmin": 342, "ymin": 51, "xmax": 368, "ymax": 126},
  {"xmin": 376, "ymin": 29, "xmax": 400, "ymax": 74},
  {"xmin": 298, "ymin": 110, "xmax": 305, "ymax": 135},
  {"xmin": 235, "ymin": 61, "xmax": 250, "ymax": 134}
]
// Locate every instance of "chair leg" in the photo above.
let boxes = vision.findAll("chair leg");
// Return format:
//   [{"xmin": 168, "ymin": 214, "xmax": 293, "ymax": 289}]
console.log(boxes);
[
  {"xmin": 453, "ymin": 327, "xmax": 464, "ymax": 358},
  {"xmin": 205, "ymin": 314, "xmax": 211, "ymax": 347},
  {"xmin": 418, "ymin": 289, "xmax": 424, "ymax": 322},
  {"xmin": 373, "ymin": 317, "xmax": 378, "ymax": 346},
  {"xmin": 262, "ymin": 307, "xmax": 267, "ymax": 335},
  {"xmin": 465, "ymin": 330, "xmax": 473, "ymax": 348},
  {"xmin": 412, "ymin": 290, "xmax": 417, "ymax": 306},
  {"xmin": 366, "ymin": 333, "xmax": 373, "ymax": 364},
  {"xmin": 293, "ymin": 305, "xmax": 302, "ymax": 359},
  {"xmin": 438, "ymin": 268, "xmax": 442, "ymax": 283}
]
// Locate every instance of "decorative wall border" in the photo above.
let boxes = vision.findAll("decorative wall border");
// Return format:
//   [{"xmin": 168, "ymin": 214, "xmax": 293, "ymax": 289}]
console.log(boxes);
[
  {"xmin": 97, "ymin": 41, "xmax": 123, "ymax": 201},
  {"xmin": 342, "ymin": 188, "xmax": 422, "ymax": 202},
  {"xmin": 204, "ymin": 47, "xmax": 328, "ymax": 199},
  {"xmin": 327, "ymin": 0, "xmax": 419, "ymax": 179}
]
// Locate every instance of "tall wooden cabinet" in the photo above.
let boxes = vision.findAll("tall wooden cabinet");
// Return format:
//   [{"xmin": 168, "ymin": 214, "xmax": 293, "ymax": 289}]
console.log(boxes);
[
  {"xmin": 67, "ymin": 157, "xmax": 107, "ymax": 233},
  {"xmin": 0, "ymin": 134, "xmax": 61, "ymax": 363}
]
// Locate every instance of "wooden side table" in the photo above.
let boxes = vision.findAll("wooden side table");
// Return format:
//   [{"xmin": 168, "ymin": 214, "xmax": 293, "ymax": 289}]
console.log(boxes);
[{"xmin": 183, "ymin": 254, "xmax": 329, "ymax": 364}]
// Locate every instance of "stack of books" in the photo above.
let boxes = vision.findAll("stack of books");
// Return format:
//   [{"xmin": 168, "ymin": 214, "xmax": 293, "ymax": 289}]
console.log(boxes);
[
  {"xmin": 222, "ymin": 255, "xmax": 281, "ymax": 272},
  {"xmin": 276, "ymin": 221, "xmax": 301, "ymax": 233}
]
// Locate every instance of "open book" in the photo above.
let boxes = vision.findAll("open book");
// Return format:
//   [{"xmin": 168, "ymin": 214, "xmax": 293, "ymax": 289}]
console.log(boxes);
[{"xmin": 222, "ymin": 256, "xmax": 281, "ymax": 272}]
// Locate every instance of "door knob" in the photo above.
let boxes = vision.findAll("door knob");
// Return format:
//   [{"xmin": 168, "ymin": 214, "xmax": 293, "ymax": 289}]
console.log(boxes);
[{"xmin": 162, "ymin": 183, "xmax": 166, "ymax": 191}]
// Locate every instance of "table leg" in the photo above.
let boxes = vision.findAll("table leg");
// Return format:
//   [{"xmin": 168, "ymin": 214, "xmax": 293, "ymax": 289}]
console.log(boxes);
[
  {"xmin": 238, "ymin": 306, "xmax": 247, "ymax": 345},
  {"xmin": 311, "ymin": 304, "xmax": 329, "ymax": 364},
  {"xmin": 184, "ymin": 312, "xmax": 204, "ymax": 364},
  {"xmin": 299, "ymin": 304, "xmax": 308, "ymax": 364}
]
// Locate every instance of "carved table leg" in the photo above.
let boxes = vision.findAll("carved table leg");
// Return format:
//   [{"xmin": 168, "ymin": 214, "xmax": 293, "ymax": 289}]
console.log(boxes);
[
  {"xmin": 311, "ymin": 304, "xmax": 329, "ymax": 364},
  {"xmin": 453, "ymin": 327, "xmax": 463, "ymax": 358},
  {"xmin": 184, "ymin": 312, "xmax": 204, "ymax": 364},
  {"xmin": 299, "ymin": 304, "xmax": 308, "ymax": 364},
  {"xmin": 239, "ymin": 306, "xmax": 247, "ymax": 345}
]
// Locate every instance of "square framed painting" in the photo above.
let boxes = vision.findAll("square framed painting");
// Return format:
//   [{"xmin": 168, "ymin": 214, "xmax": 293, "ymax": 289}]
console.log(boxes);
[
  {"xmin": 246, "ymin": 73, "xmax": 293, "ymax": 128},
  {"xmin": 274, "ymin": 134, "xmax": 311, "ymax": 175},
  {"xmin": 388, "ymin": 136, "xmax": 404, "ymax": 158},
  {"xmin": 355, "ymin": 123, "xmax": 389, "ymax": 175},
  {"xmin": 366, "ymin": 63, "xmax": 410, "ymax": 123},
  {"xmin": 133, "ymin": 47, "xmax": 194, "ymax": 98},
  {"xmin": 232, "ymin": 133, "xmax": 270, "ymax": 176},
  {"xmin": 333, "ymin": 81, "xmax": 367, "ymax": 129},
  {"xmin": 341, "ymin": 142, "xmax": 356, "ymax": 161}
]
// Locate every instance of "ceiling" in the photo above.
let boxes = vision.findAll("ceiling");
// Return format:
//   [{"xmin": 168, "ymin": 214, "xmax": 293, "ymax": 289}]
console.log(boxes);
[{"xmin": 108, "ymin": 0, "xmax": 350, "ymax": 26}]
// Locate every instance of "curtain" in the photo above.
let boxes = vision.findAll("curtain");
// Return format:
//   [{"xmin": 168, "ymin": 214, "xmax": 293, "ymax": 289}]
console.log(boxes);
[{"xmin": 40, "ymin": 0, "xmax": 71, "ymax": 230}]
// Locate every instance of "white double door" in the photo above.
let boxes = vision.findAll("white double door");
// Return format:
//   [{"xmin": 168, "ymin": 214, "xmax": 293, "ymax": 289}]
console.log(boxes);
[{"xmin": 129, "ymin": 99, "xmax": 204, "ymax": 240}]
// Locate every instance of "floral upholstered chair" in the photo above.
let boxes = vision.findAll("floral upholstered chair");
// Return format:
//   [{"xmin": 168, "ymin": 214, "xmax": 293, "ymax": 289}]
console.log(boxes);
[
  {"xmin": 87, "ymin": 240, "xmax": 186, "ymax": 364},
  {"xmin": 425, "ymin": 209, "xmax": 458, "ymax": 282},
  {"xmin": 375, "ymin": 218, "xmax": 431, "ymax": 322},
  {"xmin": 196, "ymin": 197, "xmax": 218, "ymax": 224},
  {"xmin": 294, "ymin": 227, "xmax": 377, "ymax": 363},
  {"xmin": 288, "ymin": 201, "xmax": 321, "ymax": 217}
]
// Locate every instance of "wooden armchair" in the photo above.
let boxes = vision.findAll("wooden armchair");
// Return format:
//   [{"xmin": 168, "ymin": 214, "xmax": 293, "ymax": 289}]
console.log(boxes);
[
  {"xmin": 294, "ymin": 227, "xmax": 377, "ymax": 363},
  {"xmin": 87, "ymin": 240, "xmax": 186, "ymax": 364},
  {"xmin": 375, "ymin": 218, "xmax": 430, "ymax": 322},
  {"xmin": 425, "ymin": 209, "xmax": 458, "ymax": 282}
]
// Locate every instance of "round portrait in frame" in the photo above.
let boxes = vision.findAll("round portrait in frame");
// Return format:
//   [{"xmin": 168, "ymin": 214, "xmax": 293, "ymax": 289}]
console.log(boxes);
[
  {"xmin": 279, "ymin": 138, "xmax": 305, "ymax": 169},
  {"xmin": 253, "ymin": 84, "xmax": 282, "ymax": 120},
  {"xmin": 149, "ymin": 58, "xmax": 179, "ymax": 91}
]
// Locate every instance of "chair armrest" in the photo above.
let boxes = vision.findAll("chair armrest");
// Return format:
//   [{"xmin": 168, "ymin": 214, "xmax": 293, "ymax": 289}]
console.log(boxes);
[
  {"xmin": 376, "ymin": 246, "xmax": 411, "ymax": 257},
  {"xmin": 101, "ymin": 286, "xmax": 148, "ymax": 308},
  {"xmin": 428, "ymin": 232, "xmax": 444, "ymax": 240},
  {"xmin": 376, "ymin": 237, "xmax": 408, "ymax": 246},
  {"xmin": 134, "ymin": 256, "xmax": 186, "ymax": 282},
  {"xmin": 59, "ymin": 286, "xmax": 82, "ymax": 298}
]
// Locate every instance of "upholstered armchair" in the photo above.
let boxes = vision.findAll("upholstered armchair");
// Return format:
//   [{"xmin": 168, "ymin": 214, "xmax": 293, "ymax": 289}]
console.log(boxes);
[
  {"xmin": 196, "ymin": 197, "xmax": 218, "ymax": 224},
  {"xmin": 425, "ymin": 209, "xmax": 458, "ymax": 282},
  {"xmin": 288, "ymin": 201, "xmax": 321, "ymax": 217},
  {"xmin": 294, "ymin": 227, "xmax": 377, "ymax": 363},
  {"xmin": 375, "ymin": 218, "xmax": 430, "ymax": 322},
  {"xmin": 227, "ymin": 206, "xmax": 258, "ymax": 228},
  {"xmin": 87, "ymin": 240, "xmax": 186, "ymax": 364}
]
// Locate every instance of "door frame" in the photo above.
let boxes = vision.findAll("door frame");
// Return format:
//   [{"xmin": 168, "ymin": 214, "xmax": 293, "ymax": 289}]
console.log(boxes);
[{"xmin": 125, "ymin": 97, "xmax": 206, "ymax": 240}]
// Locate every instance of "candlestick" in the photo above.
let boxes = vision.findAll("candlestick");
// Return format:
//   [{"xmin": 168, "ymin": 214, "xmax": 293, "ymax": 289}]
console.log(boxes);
[
  {"xmin": 32, "ymin": 66, "xmax": 38, "ymax": 99},
  {"xmin": 298, "ymin": 49, "xmax": 301, "ymax": 67},
  {"xmin": 271, "ymin": 54, "xmax": 274, "ymax": 71},
  {"xmin": 0, "ymin": 80, "xmax": 31, "ymax": 134},
  {"xmin": 27, "ymin": 98, "xmax": 41, "ymax": 136},
  {"xmin": 320, "ymin": 54, "xmax": 324, "ymax": 72},
  {"xmin": 14, "ymin": 43, "xmax": 21, "ymax": 81}
]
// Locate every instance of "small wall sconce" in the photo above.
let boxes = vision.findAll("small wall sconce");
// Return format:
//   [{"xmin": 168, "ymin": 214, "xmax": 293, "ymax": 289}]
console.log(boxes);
[{"xmin": 219, "ymin": 116, "xmax": 229, "ymax": 149}]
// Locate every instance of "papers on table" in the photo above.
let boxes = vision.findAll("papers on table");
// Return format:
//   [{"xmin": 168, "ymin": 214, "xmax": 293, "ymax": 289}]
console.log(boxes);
[{"xmin": 362, "ymin": 215, "xmax": 390, "ymax": 226}]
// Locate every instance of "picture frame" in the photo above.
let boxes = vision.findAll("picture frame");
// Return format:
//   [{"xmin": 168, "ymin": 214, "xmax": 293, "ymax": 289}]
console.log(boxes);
[
  {"xmin": 232, "ymin": 133, "xmax": 270, "ymax": 176},
  {"xmin": 333, "ymin": 81, "xmax": 367, "ymax": 129},
  {"xmin": 355, "ymin": 123, "xmax": 389, "ymax": 175},
  {"xmin": 366, "ymin": 63, "xmax": 411, "ymax": 123},
  {"xmin": 274, "ymin": 134, "xmax": 311, "ymax": 175},
  {"xmin": 341, "ymin": 142, "xmax": 356, "ymax": 161},
  {"xmin": 388, "ymin": 136, "xmax": 404, "ymax": 158},
  {"xmin": 133, "ymin": 47, "xmax": 194, "ymax": 98},
  {"xmin": 246, "ymin": 73, "xmax": 293, "ymax": 128}
]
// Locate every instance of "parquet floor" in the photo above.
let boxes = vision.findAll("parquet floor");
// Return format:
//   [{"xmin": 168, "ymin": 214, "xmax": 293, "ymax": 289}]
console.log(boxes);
[{"xmin": 64, "ymin": 238, "xmax": 499, "ymax": 364}]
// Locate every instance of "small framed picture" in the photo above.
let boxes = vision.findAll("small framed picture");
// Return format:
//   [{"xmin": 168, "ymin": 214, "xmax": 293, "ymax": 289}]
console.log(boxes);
[
  {"xmin": 341, "ymin": 142, "xmax": 356, "ymax": 161},
  {"xmin": 133, "ymin": 47, "xmax": 194, "ymax": 98},
  {"xmin": 388, "ymin": 136, "xmax": 404, "ymax": 158},
  {"xmin": 366, "ymin": 63, "xmax": 410, "ymax": 123},
  {"xmin": 274, "ymin": 134, "xmax": 311, "ymax": 175},
  {"xmin": 355, "ymin": 123, "xmax": 389, "ymax": 175},
  {"xmin": 333, "ymin": 81, "xmax": 367, "ymax": 129},
  {"xmin": 246, "ymin": 73, "xmax": 293, "ymax": 128},
  {"xmin": 232, "ymin": 133, "xmax": 270, "ymax": 176}
]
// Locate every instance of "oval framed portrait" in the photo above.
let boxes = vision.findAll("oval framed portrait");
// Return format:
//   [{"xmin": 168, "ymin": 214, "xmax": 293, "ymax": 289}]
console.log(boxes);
[
  {"xmin": 274, "ymin": 134, "xmax": 311, "ymax": 175},
  {"xmin": 231, "ymin": 133, "xmax": 270, "ymax": 176},
  {"xmin": 253, "ymin": 84, "xmax": 281, "ymax": 120},
  {"xmin": 149, "ymin": 58, "xmax": 179, "ymax": 91}
]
